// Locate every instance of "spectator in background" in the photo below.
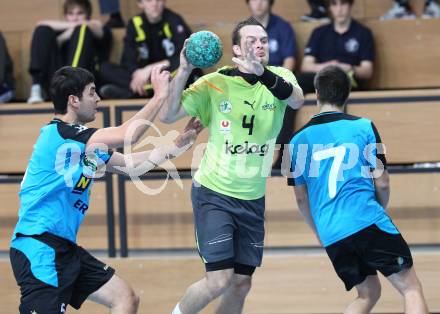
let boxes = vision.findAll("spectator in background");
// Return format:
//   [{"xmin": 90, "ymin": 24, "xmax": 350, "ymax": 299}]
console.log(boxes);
[
  {"xmin": 99, "ymin": 0, "xmax": 202, "ymax": 99},
  {"xmin": 99, "ymin": 0, "xmax": 125, "ymax": 28},
  {"xmin": 246, "ymin": 0, "xmax": 296, "ymax": 70},
  {"xmin": 246, "ymin": 0, "xmax": 298, "ymax": 168},
  {"xmin": 301, "ymin": 0, "xmax": 330, "ymax": 22},
  {"xmin": 380, "ymin": 0, "xmax": 440, "ymax": 20},
  {"xmin": 298, "ymin": 0, "xmax": 374, "ymax": 95},
  {"xmin": 0, "ymin": 32, "xmax": 14, "ymax": 103},
  {"xmin": 27, "ymin": 0, "xmax": 112, "ymax": 104}
]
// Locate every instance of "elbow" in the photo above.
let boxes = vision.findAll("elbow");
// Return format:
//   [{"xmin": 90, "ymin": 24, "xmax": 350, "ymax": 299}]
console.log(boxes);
[
  {"xmin": 376, "ymin": 181, "xmax": 390, "ymax": 192},
  {"xmin": 159, "ymin": 115, "xmax": 174, "ymax": 124},
  {"xmin": 375, "ymin": 176, "xmax": 390, "ymax": 191},
  {"xmin": 289, "ymin": 89, "xmax": 305, "ymax": 109}
]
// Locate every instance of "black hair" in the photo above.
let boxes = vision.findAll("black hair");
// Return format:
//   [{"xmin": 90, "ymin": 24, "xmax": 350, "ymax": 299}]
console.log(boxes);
[
  {"xmin": 50, "ymin": 66, "xmax": 95, "ymax": 114},
  {"xmin": 232, "ymin": 17, "xmax": 266, "ymax": 46},
  {"xmin": 63, "ymin": 0, "xmax": 92, "ymax": 19},
  {"xmin": 245, "ymin": 0, "xmax": 275, "ymax": 5},
  {"xmin": 329, "ymin": 0, "xmax": 354, "ymax": 6},
  {"xmin": 314, "ymin": 65, "xmax": 351, "ymax": 107}
]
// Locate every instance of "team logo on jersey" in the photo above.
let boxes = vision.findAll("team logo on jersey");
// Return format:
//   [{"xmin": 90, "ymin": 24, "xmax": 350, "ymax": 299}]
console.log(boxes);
[
  {"xmin": 262, "ymin": 103, "xmax": 276, "ymax": 111},
  {"xmin": 72, "ymin": 174, "xmax": 92, "ymax": 195},
  {"xmin": 224, "ymin": 140, "xmax": 268, "ymax": 156},
  {"xmin": 244, "ymin": 100, "xmax": 255, "ymax": 110},
  {"xmin": 162, "ymin": 38, "xmax": 175, "ymax": 57},
  {"xmin": 71, "ymin": 124, "xmax": 88, "ymax": 133},
  {"xmin": 345, "ymin": 38, "xmax": 359, "ymax": 53},
  {"xmin": 82, "ymin": 155, "xmax": 98, "ymax": 172},
  {"xmin": 138, "ymin": 43, "xmax": 149, "ymax": 60},
  {"xmin": 219, "ymin": 120, "xmax": 231, "ymax": 134},
  {"xmin": 219, "ymin": 101, "xmax": 232, "ymax": 113},
  {"xmin": 269, "ymin": 39, "xmax": 279, "ymax": 53}
]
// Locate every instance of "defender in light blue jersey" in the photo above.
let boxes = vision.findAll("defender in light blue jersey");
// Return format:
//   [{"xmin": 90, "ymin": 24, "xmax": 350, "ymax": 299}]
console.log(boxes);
[
  {"xmin": 289, "ymin": 66, "xmax": 428, "ymax": 313},
  {"xmin": 10, "ymin": 66, "xmax": 201, "ymax": 314}
]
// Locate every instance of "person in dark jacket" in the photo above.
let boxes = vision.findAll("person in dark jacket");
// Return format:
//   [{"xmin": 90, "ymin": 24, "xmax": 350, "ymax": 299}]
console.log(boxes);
[
  {"xmin": 99, "ymin": 0, "xmax": 202, "ymax": 99},
  {"xmin": 27, "ymin": 0, "xmax": 112, "ymax": 104}
]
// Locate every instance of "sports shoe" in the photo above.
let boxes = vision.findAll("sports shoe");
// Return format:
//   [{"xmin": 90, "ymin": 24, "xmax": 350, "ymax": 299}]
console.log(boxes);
[
  {"xmin": 422, "ymin": 1, "xmax": 440, "ymax": 18},
  {"xmin": 27, "ymin": 84, "xmax": 44, "ymax": 104},
  {"xmin": 380, "ymin": 3, "xmax": 416, "ymax": 20},
  {"xmin": 301, "ymin": 6, "xmax": 330, "ymax": 22}
]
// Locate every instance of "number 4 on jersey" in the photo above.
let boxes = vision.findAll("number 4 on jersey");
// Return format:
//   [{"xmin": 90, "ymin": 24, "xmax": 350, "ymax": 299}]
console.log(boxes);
[
  {"xmin": 242, "ymin": 115, "xmax": 255, "ymax": 135},
  {"xmin": 312, "ymin": 146, "xmax": 346, "ymax": 199}
]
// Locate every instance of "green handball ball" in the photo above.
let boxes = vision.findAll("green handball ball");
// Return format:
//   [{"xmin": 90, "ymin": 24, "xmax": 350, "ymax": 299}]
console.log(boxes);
[{"xmin": 185, "ymin": 31, "xmax": 223, "ymax": 68}]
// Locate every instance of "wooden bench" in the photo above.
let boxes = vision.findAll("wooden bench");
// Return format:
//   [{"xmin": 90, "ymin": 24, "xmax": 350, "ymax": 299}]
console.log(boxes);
[
  {"xmin": 0, "ymin": 179, "xmax": 111, "ymax": 251},
  {"xmin": 297, "ymin": 89, "xmax": 440, "ymax": 164},
  {"xmin": 2, "ymin": 253, "xmax": 439, "ymax": 313},
  {"xmin": 1, "ymin": 90, "xmax": 438, "ymax": 174},
  {"xmin": 3, "ymin": 15, "xmax": 440, "ymax": 99}
]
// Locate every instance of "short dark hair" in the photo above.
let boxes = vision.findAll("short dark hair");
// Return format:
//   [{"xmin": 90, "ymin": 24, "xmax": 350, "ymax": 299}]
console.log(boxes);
[
  {"xmin": 245, "ymin": 0, "xmax": 275, "ymax": 6},
  {"xmin": 232, "ymin": 17, "xmax": 266, "ymax": 46},
  {"xmin": 50, "ymin": 66, "xmax": 95, "ymax": 114},
  {"xmin": 314, "ymin": 66, "xmax": 351, "ymax": 107},
  {"xmin": 329, "ymin": 0, "xmax": 354, "ymax": 6},
  {"xmin": 63, "ymin": 0, "xmax": 92, "ymax": 19}
]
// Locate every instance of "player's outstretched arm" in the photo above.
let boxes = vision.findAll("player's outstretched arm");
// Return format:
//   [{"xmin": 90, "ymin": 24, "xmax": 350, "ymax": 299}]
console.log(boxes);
[
  {"xmin": 87, "ymin": 65, "xmax": 170, "ymax": 150},
  {"xmin": 373, "ymin": 169, "xmax": 390, "ymax": 209},
  {"xmin": 159, "ymin": 39, "xmax": 194, "ymax": 124},
  {"xmin": 105, "ymin": 118, "xmax": 203, "ymax": 176},
  {"xmin": 294, "ymin": 185, "xmax": 322, "ymax": 245}
]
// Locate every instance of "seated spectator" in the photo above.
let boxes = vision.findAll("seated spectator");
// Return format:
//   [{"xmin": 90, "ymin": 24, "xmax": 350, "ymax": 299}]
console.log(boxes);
[
  {"xmin": 246, "ymin": 0, "xmax": 298, "ymax": 168},
  {"xmin": 380, "ymin": 0, "xmax": 440, "ymax": 20},
  {"xmin": 301, "ymin": 0, "xmax": 330, "ymax": 22},
  {"xmin": 99, "ymin": 0, "xmax": 124, "ymax": 28},
  {"xmin": 246, "ymin": 0, "xmax": 296, "ymax": 69},
  {"xmin": 298, "ymin": 0, "xmax": 374, "ymax": 94},
  {"xmin": 0, "ymin": 32, "xmax": 14, "ymax": 103},
  {"xmin": 27, "ymin": 0, "xmax": 112, "ymax": 104},
  {"xmin": 99, "ymin": 0, "xmax": 202, "ymax": 99}
]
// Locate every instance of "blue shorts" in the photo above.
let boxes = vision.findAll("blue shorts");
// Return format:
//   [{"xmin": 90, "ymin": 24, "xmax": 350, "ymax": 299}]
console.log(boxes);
[{"xmin": 191, "ymin": 183, "xmax": 265, "ymax": 271}]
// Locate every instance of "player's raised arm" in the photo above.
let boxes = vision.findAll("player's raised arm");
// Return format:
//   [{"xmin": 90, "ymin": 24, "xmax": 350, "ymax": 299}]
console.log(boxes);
[
  {"xmin": 87, "ymin": 64, "xmax": 170, "ymax": 149},
  {"xmin": 232, "ymin": 41, "xmax": 304, "ymax": 110},
  {"xmin": 106, "ymin": 118, "xmax": 203, "ymax": 176},
  {"xmin": 159, "ymin": 39, "xmax": 194, "ymax": 124}
]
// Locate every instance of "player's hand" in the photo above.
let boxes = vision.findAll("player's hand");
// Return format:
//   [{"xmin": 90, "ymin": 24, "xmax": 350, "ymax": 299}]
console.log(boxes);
[
  {"xmin": 179, "ymin": 39, "xmax": 196, "ymax": 73},
  {"xmin": 150, "ymin": 64, "xmax": 171, "ymax": 100},
  {"xmin": 130, "ymin": 68, "xmax": 150, "ymax": 96},
  {"xmin": 232, "ymin": 40, "xmax": 264, "ymax": 76},
  {"xmin": 174, "ymin": 117, "xmax": 203, "ymax": 149}
]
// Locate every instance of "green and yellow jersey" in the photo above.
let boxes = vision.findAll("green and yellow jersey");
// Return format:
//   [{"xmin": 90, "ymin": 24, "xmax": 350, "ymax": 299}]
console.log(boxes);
[{"xmin": 182, "ymin": 66, "xmax": 299, "ymax": 200}]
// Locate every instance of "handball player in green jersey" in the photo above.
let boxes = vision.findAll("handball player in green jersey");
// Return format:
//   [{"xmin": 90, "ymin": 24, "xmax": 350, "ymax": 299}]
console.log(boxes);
[{"xmin": 160, "ymin": 18, "xmax": 304, "ymax": 314}]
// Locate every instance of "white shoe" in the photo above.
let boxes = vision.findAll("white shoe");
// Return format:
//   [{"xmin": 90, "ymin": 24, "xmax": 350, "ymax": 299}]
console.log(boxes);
[
  {"xmin": 380, "ymin": 3, "xmax": 416, "ymax": 20},
  {"xmin": 422, "ymin": 1, "xmax": 440, "ymax": 18},
  {"xmin": 27, "ymin": 84, "xmax": 44, "ymax": 104}
]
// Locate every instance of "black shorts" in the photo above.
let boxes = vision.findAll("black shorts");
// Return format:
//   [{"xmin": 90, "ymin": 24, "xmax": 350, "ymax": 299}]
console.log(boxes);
[
  {"xmin": 10, "ymin": 233, "xmax": 115, "ymax": 313},
  {"xmin": 191, "ymin": 183, "xmax": 265, "ymax": 273},
  {"xmin": 325, "ymin": 224, "xmax": 413, "ymax": 291}
]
